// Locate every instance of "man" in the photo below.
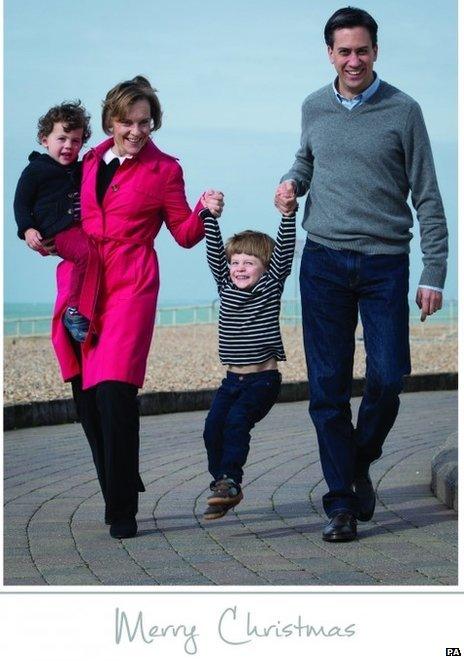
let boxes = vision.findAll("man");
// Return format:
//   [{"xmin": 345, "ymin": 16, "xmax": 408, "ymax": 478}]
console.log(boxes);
[{"xmin": 275, "ymin": 7, "xmax": 448, "ymax": 542}]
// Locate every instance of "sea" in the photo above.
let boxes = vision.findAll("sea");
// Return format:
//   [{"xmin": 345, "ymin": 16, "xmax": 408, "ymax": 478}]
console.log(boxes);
[
  {"xmin": 3, "ymin": 298, "xmax": 458, "ymax": 337},
  {"xmin": 3, "ymin": 299, "xmax": 220, "ymax": 336}
]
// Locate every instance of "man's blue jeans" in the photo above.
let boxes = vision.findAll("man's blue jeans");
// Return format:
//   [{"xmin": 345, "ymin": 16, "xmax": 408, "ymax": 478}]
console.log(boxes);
[
  {"xmin": 300, "ymin": 239, "xmax": 411, "ymax": 517},
  {"xmin": 203, "ymin": 370, "xmax": 281, "ymax": 484}
]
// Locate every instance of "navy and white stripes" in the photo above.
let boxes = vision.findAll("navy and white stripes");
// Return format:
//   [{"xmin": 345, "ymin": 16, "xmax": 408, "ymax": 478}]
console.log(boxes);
[{"xmin": 200, "ymin": 210, "xmax": 296, "ymax": 365}]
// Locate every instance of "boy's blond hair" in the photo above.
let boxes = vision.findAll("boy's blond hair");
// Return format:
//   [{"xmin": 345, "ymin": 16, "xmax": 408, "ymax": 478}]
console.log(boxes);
[{"xmin": 225, "ymin": 230, "xmax": 276, "ymax": 268}]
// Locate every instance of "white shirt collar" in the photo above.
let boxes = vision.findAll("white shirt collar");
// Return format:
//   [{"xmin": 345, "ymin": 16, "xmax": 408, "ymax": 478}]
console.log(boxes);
[{"xmin": 103, "ymin": 148, "xmax": 134, "ymax": 164}]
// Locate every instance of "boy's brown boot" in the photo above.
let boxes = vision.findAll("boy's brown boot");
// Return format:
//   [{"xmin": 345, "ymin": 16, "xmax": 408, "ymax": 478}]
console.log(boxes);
[{"xmin": 207, "ymin": 478, "xmax": 243, "ymax": 506}]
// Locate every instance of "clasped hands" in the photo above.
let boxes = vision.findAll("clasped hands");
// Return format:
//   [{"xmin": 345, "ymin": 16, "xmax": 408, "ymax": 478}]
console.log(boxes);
[
  {"xmin": 274, "ymin": 181, "xmax": 297, "ymax": 215},
  {"xmin": 202, "ymin": 190, "xmax": 224, "ymax": 218}
]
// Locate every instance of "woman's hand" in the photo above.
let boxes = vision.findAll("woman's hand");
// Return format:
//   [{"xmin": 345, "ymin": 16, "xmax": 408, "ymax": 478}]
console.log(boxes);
[{"xmin": 201, "ymin": 189, "xmax": 224, "ymax": 218}]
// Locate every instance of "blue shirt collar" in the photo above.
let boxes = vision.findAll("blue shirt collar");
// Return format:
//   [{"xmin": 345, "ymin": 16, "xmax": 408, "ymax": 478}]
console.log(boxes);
[{"xmin": 333, "ymin": 72, "xmax": 380, "ymax": 108}]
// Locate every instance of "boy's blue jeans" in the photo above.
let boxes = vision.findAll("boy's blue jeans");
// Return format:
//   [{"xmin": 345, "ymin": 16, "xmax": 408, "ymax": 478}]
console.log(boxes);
[
  {"xmin": 300, "ymin": 239, "xmax": 411, "ymax": 517},
  {"xmin": 203, "ymin": 370, "xmax": 281, "ymax": 484}
]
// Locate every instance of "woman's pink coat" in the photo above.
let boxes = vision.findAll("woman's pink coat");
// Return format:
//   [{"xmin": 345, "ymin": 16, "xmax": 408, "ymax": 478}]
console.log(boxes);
[{"xmin": 51, "ymin": 137, "xmax": 205, "ymax": 389}]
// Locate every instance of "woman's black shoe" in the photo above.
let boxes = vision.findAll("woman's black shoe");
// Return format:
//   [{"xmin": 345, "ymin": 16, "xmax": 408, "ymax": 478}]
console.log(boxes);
[
  {"xmin": 322, "ymin": 512, "xmax": 357, "ymax": 542},
  {"xmin": 110, "ymin": 518, "xmax": 137, "ymax": 539}
]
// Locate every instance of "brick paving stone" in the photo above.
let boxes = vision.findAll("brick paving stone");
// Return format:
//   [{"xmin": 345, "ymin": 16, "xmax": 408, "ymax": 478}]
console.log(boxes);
[
  {"xmin": 3, "ymin": 558, "xmax": 42, "ymax": 578},
  {"xmin": 314, "ymin": 571, "xmax": 380, "ymax": 586},
  {"xmin": 3, "ymin": 391, "xmax": 457, "ymax": 586},
  {"xmin": 4, "ymin": 576, "xmax": 47, "ymax": 586}
]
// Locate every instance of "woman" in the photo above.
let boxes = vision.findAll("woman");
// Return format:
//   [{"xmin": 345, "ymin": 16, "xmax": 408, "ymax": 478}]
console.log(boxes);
[{"xmin": 50, "ymin": 75, "xmax": 223, "ymax": 539}]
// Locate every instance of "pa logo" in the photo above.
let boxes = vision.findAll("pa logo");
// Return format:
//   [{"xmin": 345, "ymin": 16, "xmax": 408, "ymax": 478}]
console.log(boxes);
[{"xmin": 446, "ymin": 649, "xmax": 461, "ymax": 657}]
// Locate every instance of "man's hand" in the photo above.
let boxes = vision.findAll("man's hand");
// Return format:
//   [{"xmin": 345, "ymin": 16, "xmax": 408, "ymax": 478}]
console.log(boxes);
[
  {"xmin": 274, "ymin": 180, "xmax": 297, "ymax": 215},
  {"xmin": 24, "ymin": 228, "xmax": 43, "ymax": 251},
  {"xmin": 416, "ymin": 287, "xmax": 443, "ymax": 322},
  {"xmin": 201, "ymin": 189, "xmax": 224, "ymax": 218}
]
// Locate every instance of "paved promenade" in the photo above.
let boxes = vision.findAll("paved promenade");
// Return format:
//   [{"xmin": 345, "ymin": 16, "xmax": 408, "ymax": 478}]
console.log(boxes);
[{"xmin": 4, "ymin": 391, "xmax": 457, "ymax": 586}]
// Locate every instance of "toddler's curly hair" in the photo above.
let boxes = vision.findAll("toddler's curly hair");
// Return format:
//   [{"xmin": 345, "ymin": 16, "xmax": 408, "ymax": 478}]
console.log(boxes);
[{"xmin": 37, "ymin": 100, "xmax": 91, "ymax": 144}]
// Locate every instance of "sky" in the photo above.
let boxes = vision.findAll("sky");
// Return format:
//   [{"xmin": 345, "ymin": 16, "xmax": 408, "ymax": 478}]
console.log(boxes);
[{"xmin": 3, "ymin": 0, "xmax": 458, "ymax": 306}]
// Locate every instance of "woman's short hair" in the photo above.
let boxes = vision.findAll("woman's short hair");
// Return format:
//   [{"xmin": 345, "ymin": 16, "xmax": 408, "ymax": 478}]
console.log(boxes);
[
  {"xmin": 37, "ymin": 100, "xmax": 91, "ymax": 144},
  {"xmin": 101, "ymin": 75, "xmax": 162, "ymax": 134},
  {"xmin": 225, "ymin": 230, "xmax": 276, "ymax": 268}
]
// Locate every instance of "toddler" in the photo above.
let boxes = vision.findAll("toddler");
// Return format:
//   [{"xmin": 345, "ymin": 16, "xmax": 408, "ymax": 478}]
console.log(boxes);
[
  {"xmin": 14, "ymin": 101, "xmax": 93, "ymax": 342},
  {"xmin": 199, "ymin": 198, "xmax": 297, "ymax": 520}
]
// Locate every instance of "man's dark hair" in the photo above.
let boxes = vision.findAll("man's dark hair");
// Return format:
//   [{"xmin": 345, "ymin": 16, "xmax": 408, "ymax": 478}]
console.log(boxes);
[
  {"xmin": 324, "ymin": 7, "xmax": 378, "ymax": 48},
  {"xmin": 37, "ymin": 101, "xmax": 91, "ymax": 143}
]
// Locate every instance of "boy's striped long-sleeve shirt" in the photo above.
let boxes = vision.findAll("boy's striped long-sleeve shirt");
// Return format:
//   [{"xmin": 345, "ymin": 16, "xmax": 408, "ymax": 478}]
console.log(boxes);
[{"xmin": 200, "ymin": 210, "xmax": 296, "ymax": 365}]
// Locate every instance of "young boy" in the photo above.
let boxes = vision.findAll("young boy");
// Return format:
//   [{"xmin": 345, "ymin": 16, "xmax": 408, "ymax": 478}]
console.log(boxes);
[
  {"xmin": 199, "ymin": 200, "xmax": 297, "ymax": 520},
  {"xmin": 14, "ymin": 101, "xmax": 93, "ymax": 342}
]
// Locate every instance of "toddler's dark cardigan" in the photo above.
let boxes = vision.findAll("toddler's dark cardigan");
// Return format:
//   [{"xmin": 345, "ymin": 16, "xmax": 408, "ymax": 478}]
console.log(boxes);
[{"xmin": 14, "ymin": 151, "xmax": 81, "ymax": 240}]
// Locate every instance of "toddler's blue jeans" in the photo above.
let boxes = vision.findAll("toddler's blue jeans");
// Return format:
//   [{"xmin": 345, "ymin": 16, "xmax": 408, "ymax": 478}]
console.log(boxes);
[{"xmin": 203, "ymin": 370, "xmax": 281, "ymax": 484}]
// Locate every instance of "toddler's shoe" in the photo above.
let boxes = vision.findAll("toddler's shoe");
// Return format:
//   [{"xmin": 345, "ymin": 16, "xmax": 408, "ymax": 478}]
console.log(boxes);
[
  {"xmin": 203, "ymin": 502, "xmax": 233, "ymax": 521},
  {"xmin": 207, "ymin": 477, "xmax": 243, "ymax": 507},
  {"xmin": 63, "ymin": 306, "xmax": 90, "ymax": 343}
]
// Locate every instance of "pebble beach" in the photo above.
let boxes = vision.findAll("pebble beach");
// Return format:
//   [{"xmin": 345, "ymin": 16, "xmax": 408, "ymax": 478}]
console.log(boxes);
[{"xmin": 3, "ymin": 321, "xmax": 457, "ymax": 405}]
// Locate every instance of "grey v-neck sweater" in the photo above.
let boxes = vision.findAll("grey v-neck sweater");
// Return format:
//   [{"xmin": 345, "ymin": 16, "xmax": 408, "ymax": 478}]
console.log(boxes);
[{"xmin": 282, "ymin": 81, "xmax": 448, "ymax": 288}]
